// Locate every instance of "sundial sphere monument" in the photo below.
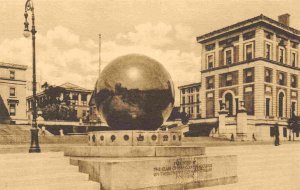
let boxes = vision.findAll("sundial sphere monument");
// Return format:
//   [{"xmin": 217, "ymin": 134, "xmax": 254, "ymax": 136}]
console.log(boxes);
[
  {"xmin": 65, "ymin": 54, "xmax": 237, "ymax": 190},
  {"xmin": 95, "ymin": 54, "xmax": 174, "ymax": 131}
]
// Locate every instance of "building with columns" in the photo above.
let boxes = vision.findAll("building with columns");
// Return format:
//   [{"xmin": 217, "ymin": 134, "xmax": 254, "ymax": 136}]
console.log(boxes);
[
  {"xmin": 197, "ymin": 14, "xmax": 300, "ymax": 140},
  {"xmin": 26, "ymin": 82, "xmax": 92, "ymax": 122},
  {"xmin": 178, "ymin": 82, "xmax": 201, "ymax": 119},
  {"xmin": 0, "ymin": 62, "xmax": 28, "ymax": 124}
]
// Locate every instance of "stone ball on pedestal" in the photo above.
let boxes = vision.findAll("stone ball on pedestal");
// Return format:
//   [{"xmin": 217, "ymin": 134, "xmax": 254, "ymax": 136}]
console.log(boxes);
[{"xmin": 94, "ymin": 54, "xmax": 175, "ymax": 130}]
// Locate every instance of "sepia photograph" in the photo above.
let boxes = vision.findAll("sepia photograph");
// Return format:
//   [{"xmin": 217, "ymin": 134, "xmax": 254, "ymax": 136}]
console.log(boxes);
[{"xmin": 0, "ymin": 0, "xmax": 300, "ymax": 189}]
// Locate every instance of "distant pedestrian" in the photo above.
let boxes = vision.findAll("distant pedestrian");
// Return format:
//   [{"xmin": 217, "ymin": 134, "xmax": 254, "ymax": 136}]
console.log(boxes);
[
  {"xmin": 252, "ymin": 133, "xmax": 256, "ymax": 141},
  {"xmin": 274, "ymin": 123, "xmax": 280, "ymax": 146},
  {"xmin": 230, "ymin": 133, "xmax": 234, "ymax": 142}
]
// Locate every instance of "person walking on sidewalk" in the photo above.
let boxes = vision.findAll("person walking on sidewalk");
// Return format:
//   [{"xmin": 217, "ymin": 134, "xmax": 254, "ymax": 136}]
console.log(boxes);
[{"xmin": 274, "ymin": 123, "xmax": 280, "ymax": 146}]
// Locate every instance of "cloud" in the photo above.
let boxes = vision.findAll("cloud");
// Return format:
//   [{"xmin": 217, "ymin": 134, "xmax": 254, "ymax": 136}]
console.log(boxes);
[
  {"xmin": 174, "ymin": 24, "xmax": 194, "ymax": 43},
  {"xmin": 116, "ymin": 22, "xmax": 173, "ymax": 48},
  {"xmin": 0, "ymin": 23, "xmax": 200, "ymax": 104},
  {"xmin": 45, "ymin": 26, "xmax": 80, "ymax": 46}
]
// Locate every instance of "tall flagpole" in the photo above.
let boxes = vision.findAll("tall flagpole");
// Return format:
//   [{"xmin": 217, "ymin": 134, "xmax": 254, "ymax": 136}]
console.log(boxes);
[{"xmin": 99, "ymin": 34, "xmax": 101, "ymax": 76}]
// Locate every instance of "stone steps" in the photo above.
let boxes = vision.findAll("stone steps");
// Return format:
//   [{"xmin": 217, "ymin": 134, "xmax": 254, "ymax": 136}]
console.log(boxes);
[{"xmin": 0, "ymin": 152, "xmax": 100, "ymax": 190}]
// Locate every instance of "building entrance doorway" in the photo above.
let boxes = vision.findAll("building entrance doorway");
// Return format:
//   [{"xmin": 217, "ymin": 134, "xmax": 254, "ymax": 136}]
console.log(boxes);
[{"xmin": 225, "ymin": 93, "xmax": 233, "ymax": 116}]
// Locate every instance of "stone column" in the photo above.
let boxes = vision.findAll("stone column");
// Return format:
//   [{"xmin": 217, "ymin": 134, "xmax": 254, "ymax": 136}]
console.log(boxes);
[
  {"xmin": 273, "ymin": 35, "xmax": 277, "ymax": 61},
  {"xmin": 215, "ymin": 41, "xmax": 219, "ymax": 67},
  {"xmin": 286, "ymin": 40, "xmax": 291, "ymax": 65},
  {"xmin": 255, "ymin": 27, "xmax": 264, "ymax": 58},
  {"xmin": 238, "ymin": 33, "xmax": 243, "ymax": 61},
  {"xmin": 78, "ymin": 93, "xmax": 82, "ymax": 105},
  {"xmin": 236, "ymin": 101, "xmax": 248, "ymax": 141}
]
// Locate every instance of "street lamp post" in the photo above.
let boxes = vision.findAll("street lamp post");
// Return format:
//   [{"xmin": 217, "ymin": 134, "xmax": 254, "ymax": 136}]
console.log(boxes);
[{"xmin": 24, "ymin": 0, "xmax": 41, "ymax": 153}]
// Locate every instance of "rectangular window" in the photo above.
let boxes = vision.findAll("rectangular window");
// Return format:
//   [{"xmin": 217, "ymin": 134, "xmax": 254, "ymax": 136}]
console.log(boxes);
[
  {"xmin": 196, "ymin": 94, "xmax": 200, "ymax": 103},
  {"xmin": 225, "ymin": 49, "xmax": 232, "ymax": 65},
  {"xmin": 291, "ymin": 101, "xmax": 297, "ymax": 117},
  {"xmin": 278, "ymin": 72, "xmax": 286, "ymax": 86},
  {"xmin": 219, "ymin": 71, "xmax": 238, "ymax": 87},
  {"xmin": 291, "ymin": 41, "xmax": 298, "ymax": 49},
  {"xmin": 243, "ymin": 31, "xmax": 255, "ymax": 40},
  {"xmin": 265, "ymin": 43, "xmax": 271, "ymax": 60},
  {"xmin": 182, "ymin": 89, "xmax": 185, "ymax": 94},
  {"xmin": 245, "ymin": 44, "xmax": 253, "ymax": 61},
  {"xmin": 291, "ymin": 52, "xmax": 297, "ymax": 67},
  {"xmin": 207, "ymin": 55, "xmax": 214, "ymax": 69},
  {"xmin": 9, "ymin": 87, "xmax": 16, "ymax": 97},
  {"xmin": 206, "ymin": 76, "xmax": 214, "ymax": 89},
  {"xmin": 279, "ymin": 47, "xmax": 285, "ymax": 63},
  {"xmin": 244, "ymin": 68, "xmax": 254, "ymax": 83},
  {"xmin": 265, "ymin": 69, "xmax": 272, "ymax": 83},
  {"xmin": 226, "ymin": 73, "xmax": 233, "ymax": 86},
  {"xmin": 81, "ymin": 94, "xmax": 87, "ymax": 101},
  {"xmin": 182, "ymin": 97, "xmax": 185, "ymax": 104},
  {"xmin": 182, "ymin": 107, "xmax": 186, "ymax": 113},
  {"xmin": 9, "ymin": 104, "xmax": 16, "ymax": 116},
  {"xmin": 191, "ymin": 95, "xmax": 194, "ymax": 103},
  {"xmin": 270, "ymin": 127, "xmax": 275, "ymax": 137},
  {"xmin": 266, "ymin": 98, "xmax": 270, "ymax": 117},
  {"xmin": 291, "ymin": 75, "xmax": 297, "ymax": 88},
  {"xmin": 10, "ymin": 70, "xmax": 15, "ymax": 79},
  {"xmin": 264, "ymin": 31, "xmax": 273, "ymax": 39},
  {"xmin": 205, "ymin": 43, "xmax": 215, "ymax": 51},
  {"xmin": 244, "ymin": 86, "xmax": 254, "ymax": 115},
  {"xmin": 196, "ymin": 105, "xmax": 200, "ymax": 113}
]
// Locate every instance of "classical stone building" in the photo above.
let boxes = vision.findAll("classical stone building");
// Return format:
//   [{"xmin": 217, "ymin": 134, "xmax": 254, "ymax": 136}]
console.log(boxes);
[
  {"xmin": 178, "ymin": 82, "xmax": 201, "ymax": 119},
  {"xmin": 26, "ymin": 82, "xmax": 92, "ymax": 122},
  {"xmin": 0, "ymin": 62, "xmax": 28, "ymax": 124},
  {"xmin": 197, "ymin": 14, "xmax": 300, "ymax": 140}
]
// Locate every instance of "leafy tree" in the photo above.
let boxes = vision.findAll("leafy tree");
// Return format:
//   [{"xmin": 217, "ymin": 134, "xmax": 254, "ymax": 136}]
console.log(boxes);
[
  {"xmin": 288, "ymin": 116, "xmax": 300, "ymax": 141},
  {"xmin": 38, "ymin": 82, "xmax": 77, "ymax": 121}
]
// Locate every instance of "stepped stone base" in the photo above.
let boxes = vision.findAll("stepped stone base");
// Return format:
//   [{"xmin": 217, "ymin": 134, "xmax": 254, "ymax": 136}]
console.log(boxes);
[
  {"xmin": 65, "ymin": 131, "xmax": 238, "ymax": 190},
  {"xmin": 65, "ymin": 146, "xmax": 206, "ymax": 157},
  {"xmin": 69, "ymin": 155, "xmax": 237, "ymax": 190}
]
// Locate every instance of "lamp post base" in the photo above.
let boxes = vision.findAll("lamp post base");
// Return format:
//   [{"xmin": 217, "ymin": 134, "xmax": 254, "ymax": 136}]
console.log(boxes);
[{"xmin": 29, "ymin": 128, "xmax": 41, "ymax": 153}]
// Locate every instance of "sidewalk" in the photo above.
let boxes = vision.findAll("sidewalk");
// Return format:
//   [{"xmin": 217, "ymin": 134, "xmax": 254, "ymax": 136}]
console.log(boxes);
[{"xmin": 0, "ymin": 144, "xmax": 86, "ymax": 154}]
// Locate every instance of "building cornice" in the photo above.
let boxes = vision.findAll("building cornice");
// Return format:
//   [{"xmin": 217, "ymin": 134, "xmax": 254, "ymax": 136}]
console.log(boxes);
[
  {"xmin": 178, "ymin": 82, "xmax": 201, "ymax": 89},
  {"xmin": 0, "ymin": 62, "xmax": 28, "ymax": 70},
  {"xmin": 197, "ymin": 14, "xmax": 300, "ymax": 44},
  {"xmin": 0, "ymin": 78, "xmax": 27, "ymax": 83},
  {"xmin": 201, "ymin": 57, "xmax": 300, "ymax": 74}
]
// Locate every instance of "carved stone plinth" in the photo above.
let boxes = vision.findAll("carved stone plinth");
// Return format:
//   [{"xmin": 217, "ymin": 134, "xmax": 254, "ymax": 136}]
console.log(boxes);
[{"xmin": 64, "ymin": 131, "xmax": 238, "ymax": 190}]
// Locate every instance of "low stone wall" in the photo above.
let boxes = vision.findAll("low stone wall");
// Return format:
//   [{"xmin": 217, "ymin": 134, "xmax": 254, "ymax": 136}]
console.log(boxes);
[{"xmin": 0, "ymin": 135, "xmax": 88, "ymax": 145}]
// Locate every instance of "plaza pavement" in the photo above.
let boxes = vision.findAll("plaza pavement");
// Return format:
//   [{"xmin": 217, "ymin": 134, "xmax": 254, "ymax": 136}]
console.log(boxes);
[
  {"xmin": 202, "ymin": 143, "xmax": 300, "ymax": 190},
  {"xmin": 0, "ymin": 140, "xmax": 299, "ymax": 189}
]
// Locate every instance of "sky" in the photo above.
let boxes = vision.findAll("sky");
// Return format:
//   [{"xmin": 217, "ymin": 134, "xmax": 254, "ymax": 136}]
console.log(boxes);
[{"xmin": 1, "ymin": 0, "xmax": 300, "ymax": 104}]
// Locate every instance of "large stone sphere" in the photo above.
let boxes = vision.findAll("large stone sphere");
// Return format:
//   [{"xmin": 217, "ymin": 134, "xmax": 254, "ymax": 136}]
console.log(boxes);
[{"xmin": 94, "ymin": 54, "xmax": 175, "ymax": 130}]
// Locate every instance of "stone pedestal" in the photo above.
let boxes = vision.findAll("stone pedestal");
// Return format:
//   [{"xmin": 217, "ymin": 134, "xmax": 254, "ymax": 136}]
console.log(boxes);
[
  {"xmin": 64, "ymin": 130, "xmax": 237, "ymax": 190},
  {"xmin": 218, "ymin": 108, "xmax": 228, "ymax": 134},
  {"xmin": 236, "ymin": 104, "xmax": 248, "ymax": 141}
]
